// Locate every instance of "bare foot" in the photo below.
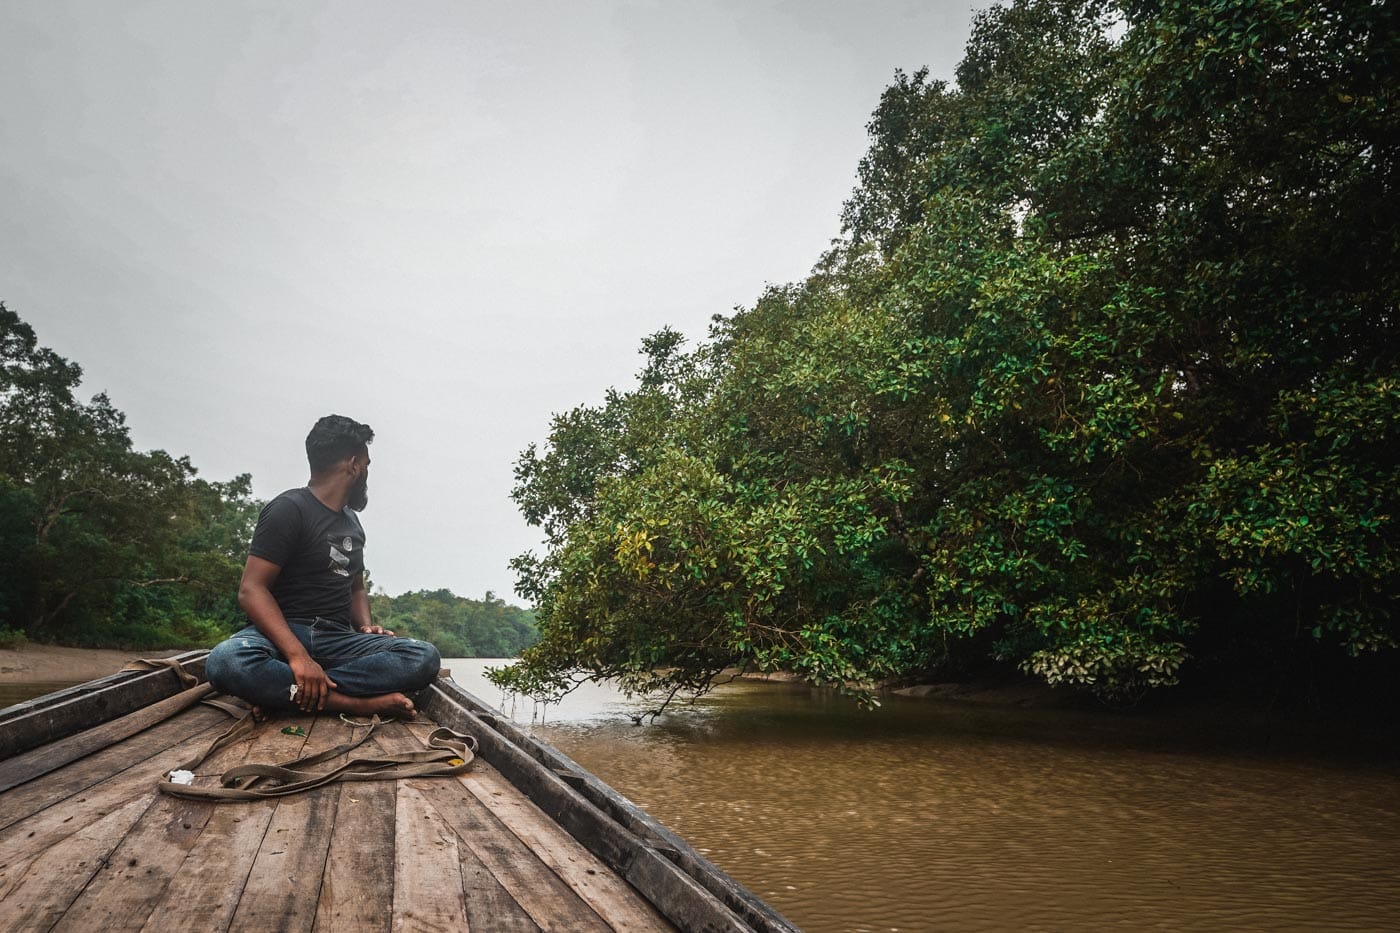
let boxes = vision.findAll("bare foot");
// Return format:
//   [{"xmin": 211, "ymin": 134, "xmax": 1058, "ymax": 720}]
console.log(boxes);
[{"xmin": 322, "ymin": 690, "xmax": 416, "ymax": 719}]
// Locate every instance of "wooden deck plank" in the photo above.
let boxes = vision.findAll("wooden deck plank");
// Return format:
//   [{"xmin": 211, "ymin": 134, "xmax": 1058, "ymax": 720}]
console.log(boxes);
[
  {"xmin": 0, "ymin": 685, "xmax": 219, "ymax": 795},
  {"xmin": 433, "ymin": 683, "xmax": 796, "ymax": 933},
  {"xmin": 452, "ymin": 754, "xmax": 675, "ymax": 932},
  {"xmin": 391, "ymin": 782, "xmax": 469, "ymax": 932},
  {"xmin": 343, "ymin": 721, "xmax": 541, "ymax": 933},
  {"xmin": 456, "ymin": 839, "xmax": 545, "ymax": 933},
  {"xmin": 0, "ymin": 720, "xmax": 229, "ymax": 877},
  {"xmin": 370, "ymin": 725, "xmax": 612, "ymax": 933},
  {"xmin": 226, "ymin": 714, "xmax": 353, "ymax": 933},
  {"xmin": 138, "ymin": 714, "xmax": 319, "ymax": 933},
  {"xmin": 0, "ymin": 705, "xmax": 227, "ymax": 831},
  {"xmin": 0, "ymin": 793, "xmax": 158, "ymax": 928},
  {"xmin": 50, "ymin": 792, "xmax": 219, "ymax": 932},
  {"xmin": 51, "ymin": 707, "xmax": 287, "ymax": 932},
  {"xmin": 312, "ymin": 779, "xmax": 396, "ymax": 933}
]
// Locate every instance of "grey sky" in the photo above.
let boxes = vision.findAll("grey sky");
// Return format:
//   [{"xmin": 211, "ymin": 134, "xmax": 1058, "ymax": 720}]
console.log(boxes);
[{"xmin": 2, "ymin": 0, "xmax": 980, "ymax": 603}]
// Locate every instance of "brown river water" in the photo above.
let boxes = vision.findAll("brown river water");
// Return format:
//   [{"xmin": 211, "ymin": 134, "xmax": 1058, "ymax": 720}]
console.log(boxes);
[
  {"xmin": 7, "ymin": 663, "xmax": 1397, "ymax": 931},
  {"xmin": 448, "ymin": 660, "xmax": 1400, "ymax": 933}
]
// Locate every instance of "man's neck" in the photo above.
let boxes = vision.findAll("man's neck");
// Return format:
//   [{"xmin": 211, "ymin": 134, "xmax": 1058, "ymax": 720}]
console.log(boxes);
[{"xmin": 306, "ymin": 477, "xmax": 350, "ymax": 512}]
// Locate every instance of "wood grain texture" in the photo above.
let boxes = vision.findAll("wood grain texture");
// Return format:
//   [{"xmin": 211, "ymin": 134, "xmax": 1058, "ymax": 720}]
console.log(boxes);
[
  {"xmin": 455, "ymin": 832, "xmax": 545, "ymax": 933},
  {"xmin": 371, "ymin": 724, "xmax": 607, "ymax": 933},
  {"xmin": 418, "ymin": 689, "xmax": 639, "ymax": 870},
  {"xmin": 1, "ymin": 678, "xmax": 794, "ymax": 933},
  {"xmin": 0, "ymin": 722, "xmax": 225, "ymax": 876},
  {"xmin": 226, "ymin": 715, "xmax": 347, "ymax": 933},
  {"xmin": 138, "ymin": 715, "xmax": 317, "ymax": 933},
  {"xmin": 391, "ymin": 781, "xmax": 469, "ymax": 933},
  {"xmin": 0, "ymin": 650, "xmax": 208, "ymax": 725},
  {"xmin": 420, "ymin": 689, "xmax": 752, "ymax": 932},
  {"xmin": 0, "ymin": 685, "xmax": 217, "ymax": 795},
  {"xmin": 312, "ymin": 778, "xmax": 396, "ymax": 933},
  {"xmin": 51, "ymin": 707, "xmax": 278, "ymax": 932},
  {"xmin": 454, "ymin": 755, "xmax": 673, "ymax": 932},
  {"xmin": 427, "ymin": 681, "xmax": 800, "ymax": 933},
  {"xmin": 377, "ymin": 723, "xmax": 541, "ymax": 933},
  {"xmin": 0, "ymin": 652, "xmax": 208, "ymax": 760},
  {"xmin": 0, "ymin": 705, "xmax": 227, "ymax": 831},
  {"xmin": 423, "ymin": 682, "xmax": 793, "ymax": 933},
  {"xmin": 0, "ymin": 793, "xmax": 157, "ymax": 928},
  {"xmin": 50, "ymin": 792, "xmax": 218, "ymax": 933}
]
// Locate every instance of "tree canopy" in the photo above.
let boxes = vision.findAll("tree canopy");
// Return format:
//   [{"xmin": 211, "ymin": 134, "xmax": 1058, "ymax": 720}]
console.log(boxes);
[
  {"xmin": 1, "ymin": 302, "xmax": 258, "ymax": 647},
  {"xmin": 497, "ymin": 0, "xmax": 1398, "ymax": 706}
]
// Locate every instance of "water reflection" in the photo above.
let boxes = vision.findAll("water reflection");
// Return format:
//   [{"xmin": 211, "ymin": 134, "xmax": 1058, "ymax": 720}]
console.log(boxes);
[
  {"xmin": 452, "ymin": 659, "xmax": 1400, "ymax": 933},
  {"xmin": 0, "ymin": 681, "xmax": 80, "ymax": 708}
]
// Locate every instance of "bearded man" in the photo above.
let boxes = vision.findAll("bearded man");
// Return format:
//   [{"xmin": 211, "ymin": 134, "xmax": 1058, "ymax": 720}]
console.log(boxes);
[{"xmin": 205, "ymin": 414, "xmax": 440, "ymax": 718}]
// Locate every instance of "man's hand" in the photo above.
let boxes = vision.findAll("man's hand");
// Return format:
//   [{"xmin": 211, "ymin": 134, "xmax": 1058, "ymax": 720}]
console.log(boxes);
[
  {"xmin": 288, "ymin": 655, "xmax": 338, "ymax": 712},
  {"xmin": 356, "ymin": 623, "xmax": 396, "ymax": 636},
  {"xmin": 241, "ymin": 556, "xmax": 339, "ymax": 712}
]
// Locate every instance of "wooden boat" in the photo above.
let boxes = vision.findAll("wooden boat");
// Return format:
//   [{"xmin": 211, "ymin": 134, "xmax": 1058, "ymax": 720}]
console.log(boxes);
[{"xmin": 0, "ymin": 650, "xmax": 801, "ymax": 932}]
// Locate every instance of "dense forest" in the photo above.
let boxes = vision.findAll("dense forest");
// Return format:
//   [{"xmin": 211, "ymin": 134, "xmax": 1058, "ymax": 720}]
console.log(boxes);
[
  {"xmin": 0, "ymin": 304, "xmax": 537, "ymax": 656},
  {"xmin": 0, "ymin": 301, "xmax": 256, "ymax": 648},
  {"xmin": 498, "ymin": 0, "xmax": 1398, "ymax": 708}
]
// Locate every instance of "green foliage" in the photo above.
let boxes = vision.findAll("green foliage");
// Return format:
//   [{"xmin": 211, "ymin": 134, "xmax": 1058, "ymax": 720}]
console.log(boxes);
[
  {"xmin": 0, "ymin": 303, "xmax": 259, "ymax": 648},
  {"xmin": 502, "ymin": 0, "xmax": 1398, "ymax": 704},
  {"xmin": 370, "ymin": 588, "xmax": 538, "ymax": 659}
]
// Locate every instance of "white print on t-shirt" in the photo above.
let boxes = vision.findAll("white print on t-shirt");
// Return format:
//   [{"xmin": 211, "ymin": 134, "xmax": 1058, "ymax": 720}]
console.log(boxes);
[{"xmin": 329, "ymin": 545, "xmax": 351, "ymax": 576}]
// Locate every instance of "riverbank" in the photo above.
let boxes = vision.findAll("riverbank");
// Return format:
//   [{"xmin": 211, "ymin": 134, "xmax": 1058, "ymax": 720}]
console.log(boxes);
[
  {"xmin": 738, "ymin": 668, "xmax": 1079, "ymax": 709},
  {"xmin": 0, "ymin": 643, "xmax": 192, "ymax": 685}
]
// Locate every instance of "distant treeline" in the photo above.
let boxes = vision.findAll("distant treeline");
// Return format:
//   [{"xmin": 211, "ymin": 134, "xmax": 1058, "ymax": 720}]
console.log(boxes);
[
  {"xmin": 0, "ymin": 303, "xmax": 539, "ymax": 657},
  {"xmin": 369, "ymin": 589, "xmax": 538, "ymax": 659},
  {"xmin": 498, "ymin": 0, "xmax": 1398, "ymax": 708}
]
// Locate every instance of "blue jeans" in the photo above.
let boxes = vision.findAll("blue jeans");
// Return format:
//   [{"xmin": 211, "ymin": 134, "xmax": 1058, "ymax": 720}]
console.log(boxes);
[{"xmin": 205, "ymin": 619, "xmax": 441, "ymax": 710}]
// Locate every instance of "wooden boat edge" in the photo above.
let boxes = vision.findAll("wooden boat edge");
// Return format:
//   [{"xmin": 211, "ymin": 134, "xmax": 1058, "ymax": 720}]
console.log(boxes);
[{"xmin": 0, "ymin": 649, "xmax": 209, "ymax": 760}]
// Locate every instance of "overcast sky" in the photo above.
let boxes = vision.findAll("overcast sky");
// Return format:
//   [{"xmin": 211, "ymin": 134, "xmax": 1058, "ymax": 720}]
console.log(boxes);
[{"xmin": 1, "ymin": 0, "xmax": 982, "ymax": 604}]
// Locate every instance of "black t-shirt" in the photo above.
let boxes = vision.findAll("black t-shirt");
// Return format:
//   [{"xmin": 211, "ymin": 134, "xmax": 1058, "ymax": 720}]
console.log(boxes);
[{"xmin": 248, "ymin": 487, "xmax": 366, "ymax": 625}]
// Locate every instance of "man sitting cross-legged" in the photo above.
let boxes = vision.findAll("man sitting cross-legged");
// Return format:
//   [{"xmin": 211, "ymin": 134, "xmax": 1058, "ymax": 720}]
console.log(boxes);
[{"xmin": 206, "ymin": 414, "xmax": 440, "ymax": 719}]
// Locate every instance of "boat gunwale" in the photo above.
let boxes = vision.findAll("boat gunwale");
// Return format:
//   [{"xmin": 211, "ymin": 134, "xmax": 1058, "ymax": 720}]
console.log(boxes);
[{"xmin": 0, "ymin": 648, "xmax": 209, "ymax": 760}]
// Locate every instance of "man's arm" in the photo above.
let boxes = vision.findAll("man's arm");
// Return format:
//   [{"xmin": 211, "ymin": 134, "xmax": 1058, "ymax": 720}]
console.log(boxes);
[
  {"xmin": 238, "ymin": 555, "xmax": 338, "ymax": 711},
  {"xmin": 350, "ymin": 572, "xmax": 394, "ymax": 636}
]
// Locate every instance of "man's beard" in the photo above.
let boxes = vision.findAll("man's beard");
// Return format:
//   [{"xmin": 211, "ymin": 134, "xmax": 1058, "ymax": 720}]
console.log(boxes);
[{"xmin": 349, "ymin": 474, "xmax": 369, "ymax": 512}]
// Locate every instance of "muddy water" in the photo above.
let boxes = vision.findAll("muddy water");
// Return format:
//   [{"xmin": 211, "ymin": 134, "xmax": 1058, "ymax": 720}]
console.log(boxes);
[
  {"xmin": 0, "ymin": 681, "xmax": 76, "ymax": 707},
  {"xmin": 449, "ymin": 660, "xmax": 1400, "ymax": 933}
]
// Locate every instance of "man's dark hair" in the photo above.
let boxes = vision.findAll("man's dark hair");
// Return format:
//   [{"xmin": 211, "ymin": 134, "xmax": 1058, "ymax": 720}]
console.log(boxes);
[{"xmin": 306, "ymin": 415, "xmax": 374, "ymax": 473}]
